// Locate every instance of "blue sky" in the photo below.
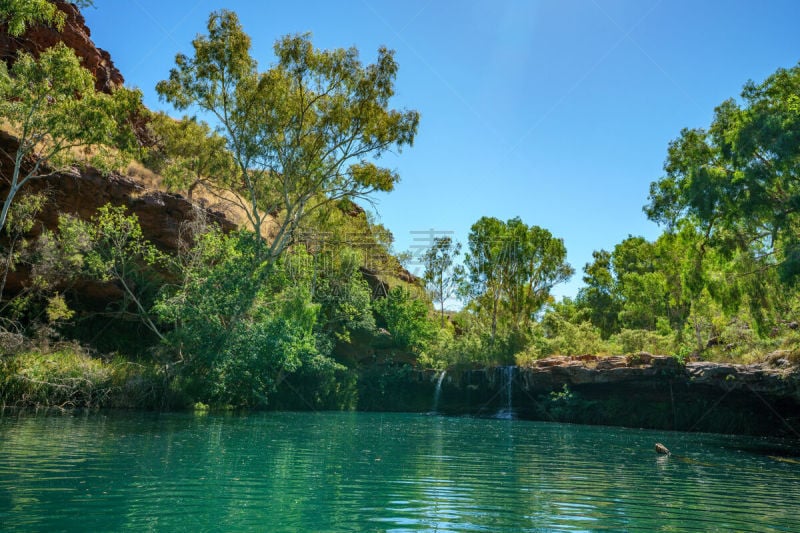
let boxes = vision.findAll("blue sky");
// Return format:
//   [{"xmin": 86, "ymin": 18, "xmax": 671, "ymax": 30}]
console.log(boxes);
[{"xmin": 84, "ymin": 0, "xmax": 800, "ymax": 299}]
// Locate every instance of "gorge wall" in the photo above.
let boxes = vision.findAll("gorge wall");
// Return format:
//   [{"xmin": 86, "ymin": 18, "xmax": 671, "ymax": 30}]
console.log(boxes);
[
  {"xmin": 1, "ymin": 0, "xmax": 123, "ymax": 92},
  {"xmin": 347, "ymin": 355, "xmax": 800, "ymax": 438}
]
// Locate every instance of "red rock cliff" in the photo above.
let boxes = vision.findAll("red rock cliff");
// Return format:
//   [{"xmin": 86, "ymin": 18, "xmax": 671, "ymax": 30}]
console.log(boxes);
[{"xmin": 0, "ymin": 0, "xmax": 124, "ymax": 92}]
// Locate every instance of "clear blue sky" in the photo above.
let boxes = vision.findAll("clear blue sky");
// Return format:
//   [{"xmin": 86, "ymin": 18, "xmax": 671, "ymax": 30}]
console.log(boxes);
[{"xmin": 84, "ymin": 0, "xmax": 800, "ymax": 299}]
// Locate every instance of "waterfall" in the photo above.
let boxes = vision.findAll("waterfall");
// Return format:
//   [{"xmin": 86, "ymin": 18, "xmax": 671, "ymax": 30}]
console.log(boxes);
[
  {"xmin": 495, "ymin": 366, "xmax": 515, "ymax": 419},
  {"xmin": 431, "ymin": 370, "xmax": 447, "ymax": 414}
]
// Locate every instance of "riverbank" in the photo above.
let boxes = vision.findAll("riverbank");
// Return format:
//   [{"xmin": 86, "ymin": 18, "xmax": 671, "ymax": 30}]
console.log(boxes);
[
  {"xmin": 3, "ymin": 349, "xmax": 799, "ymax": 438},
  {"xmin": 404, "ymin": 354, "xmax": 800, "ymax": 438}
]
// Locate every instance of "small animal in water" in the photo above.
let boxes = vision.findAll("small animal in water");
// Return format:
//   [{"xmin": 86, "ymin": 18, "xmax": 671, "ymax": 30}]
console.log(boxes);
[{"xmin": 655, "ymin": 443, "xmax": 671, "ymax": 455}]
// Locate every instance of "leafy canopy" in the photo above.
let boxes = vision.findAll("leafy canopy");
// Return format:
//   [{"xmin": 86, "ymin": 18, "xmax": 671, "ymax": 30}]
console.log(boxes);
[
  {"xmin": 422, "ymin": 236, "xmax": 462, "ymax": 327},
  {"xmin": 645, "ymin": 62, "xmax": 800, "ymax": 281},
  {"xmin": 0, "ymin": 43, "xmax": 141, "ymax": 233},
  {"xmin": 0, "ymin": 0, "xmax": 83, "ymax": 36},
  {"xmin": 145, "ymin": 112, "xmax": 235, "ymax": 200},
  {"xmin": 463, "ymin": 216, "xmax": 573, "ymax": 336},
  {"xmin": 156, "ymin": 10, "xmax": 419, "ymax": 263}
]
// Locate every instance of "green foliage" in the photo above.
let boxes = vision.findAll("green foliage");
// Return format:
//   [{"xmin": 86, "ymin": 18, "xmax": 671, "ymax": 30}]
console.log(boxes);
[
  {"xmin": 0, "ymin": 195, "xmax": 96, "ymax": 332},
  {"xmin": 547, "ymin": 62, "xmax": 800, "ymax": 363},
  {"xmin": 9, "ymin": 9, "xmax": 800, "ymax": 412},
  {"xmin": 422, "ymin": 236, "xmax": 462, "ymax": 327},
  {"xmin": 0, "ymin": 1, "xmax": 95, "ymax": 36},
  {"xmin": 45, "ymin": 293, "xmax": 73, "ymax": 322},
  {"xmin": 82, "ymin": 205, "xmax": 168, "ymax": 340},
  {"xmin": 0, "ymin": 346, "xmax": 164, "ymax": 409},
  {"xmin": 0, "ymin": 192, "xmax": 47, "ymax": 301},
  {"xmin": 541, "ymin": 317, "xmax": 607, "ymax": 357},
  {"xmin": 646, "ymin": 62, "xmax": 800, "ymax": 283},
  {"xmin": 153, "ymin": 228, "xmax": 326, "ymax": 407},
  {"xmin": 156, "ymin": 10, "xmax": 419, "ymax": 262},
  {"xmin": 0, "ymin": 42, "xmax": 141, "ymax": 234},
  {"xmin": 0, "ymin": 347, "xmax": 111, "ymax": 408},
  {"xmin": 307, "ymin": 248, "xmax": 375, "ymax": 342},
  {"xmin": 578, "ymin": 249, "xmax": 620, "ymax": 339},
  {"xmin": 440, "ymin": 309, "xmax": 500, "ymax": 367},
  {"xmin": 374, "ymin": 286, "xmax": 437, "ymax": 354},
  {"xmin": 84, "ymin": 205, "xmax": 166, "ymax": 281},
  {"xmin": 207, "ymin": 286, "xmax": 320, "ymax": 407},
  {"xmin": 144, "ymin": 112, "xmax": 235, "ymax": 200},
  {"xmin": 0, "ymin": 0, "xmax": 65, "ymax": 36},
  {"xmin": 464, "ymin": 217, "xmax": 573, "ymax": 332},
  {"xmin": 610, "ymin": 328, "xmax": 674, "ymax": 355}
]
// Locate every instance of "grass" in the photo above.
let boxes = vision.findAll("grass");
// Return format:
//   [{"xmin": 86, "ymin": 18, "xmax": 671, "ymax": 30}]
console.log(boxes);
[{"xmin": 0, "ymin": 345, "xmax": 168, "ymax": 409}]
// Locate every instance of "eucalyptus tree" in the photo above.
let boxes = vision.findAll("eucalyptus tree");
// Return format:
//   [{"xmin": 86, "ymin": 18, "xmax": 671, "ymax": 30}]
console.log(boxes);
[
  {"xmin": 146, "ymin": 113, "xmax": 235, "ymax": 201},
  {"xmin": 463, "ymin": 216, "xmax": 573, "ymax": 343},
  {"xmin": 577, "ymin": 249, "xmax": 620, "ymax": 339},
  {"xmin": 645, "ymin": 62, "xmax": 800, "ymax": 282},
  {"xmin": 156, "ymin": 10, "xmax": 419, "ymax": 265},
  {"xmin": 0, "ymin": 43, "xmax": 140, "ymax": 234},
  {"xmin": 499, "ymin": 218, "xmax": 574, "ymax": 330},
  {"xmin": 422, "ymin": 236, "xmax": 462, "ymax": 327},
  {"xmin": 0, "ymin": 0, "xmax": 93, "ymax": 36},
  {"xmin": 579, "ymin": 233, "xmax": 697, "ymax": 338}
]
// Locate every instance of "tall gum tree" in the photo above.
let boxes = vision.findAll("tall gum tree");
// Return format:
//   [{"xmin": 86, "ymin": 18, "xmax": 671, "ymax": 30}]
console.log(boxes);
[
  {"xmin": 463, "ymin": 216, "xmax": 573, "ymax": 343},
  {"xmin": 156, "ymin": 10, "xmax": 419, "ymax": 266},
  {"xmin": 645, "ymin": 62, "xmax": 800, "ymax": 282},
  {"xmin": 422, "ymin": 236, "xmax": 462, "ymax": 327}
]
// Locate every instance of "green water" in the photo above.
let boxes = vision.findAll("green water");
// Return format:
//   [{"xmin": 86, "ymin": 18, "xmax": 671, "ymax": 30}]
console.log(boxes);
[{"xmin": 1, "ymin": 412, "xmax": 798, "ymax": 532}]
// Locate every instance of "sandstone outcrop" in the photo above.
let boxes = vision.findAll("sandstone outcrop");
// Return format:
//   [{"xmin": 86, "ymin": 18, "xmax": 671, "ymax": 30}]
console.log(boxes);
[
  {"xmin": 0, "ymin": 134, "xmax": 235, "ymax": 251},
  {"xmin": 0, "ymin": 131, "xmax": 235, "ymax": 303},
  {"xmin": 516, "ymin": 353, "xmax": 799, "ymax": 400},
  {"xmin": 402, "ymin": 355, "xmax": 800, "ymax": 437}
]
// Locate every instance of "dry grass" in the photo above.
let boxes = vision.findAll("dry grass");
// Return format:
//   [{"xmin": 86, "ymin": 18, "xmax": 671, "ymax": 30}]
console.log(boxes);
[
  {"xmin": 92, "ymin": 151, "xmax": 276, "ymax": 242},
  {"xmin": 0, "ymin": 123, "xmax": 258, "ymax": 231},
  {"xmin": 124, "ymin": 159, "xmax": 278, "ymax": 239}
]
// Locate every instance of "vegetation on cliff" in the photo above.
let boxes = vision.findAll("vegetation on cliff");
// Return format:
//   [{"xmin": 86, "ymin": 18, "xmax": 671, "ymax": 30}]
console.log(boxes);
[
  {"xmin": 0, "ymin": 2, "xmax": 798, "ymax": 411},
  {"xmin": 0, "ymin": 4, "xmax": 425, "ymax": 408}
]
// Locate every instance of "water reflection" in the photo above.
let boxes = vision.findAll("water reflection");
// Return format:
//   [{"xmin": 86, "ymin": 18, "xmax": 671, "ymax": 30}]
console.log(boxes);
[{"xmin": 0, "ymin": 411, "xmax": 798, "ymax": 531}]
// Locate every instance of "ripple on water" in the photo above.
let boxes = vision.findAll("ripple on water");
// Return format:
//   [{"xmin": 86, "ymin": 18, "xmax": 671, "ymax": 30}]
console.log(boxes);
[{"xmin": 0, "ymin": 412, "xmax": 799, "ymax": 532}]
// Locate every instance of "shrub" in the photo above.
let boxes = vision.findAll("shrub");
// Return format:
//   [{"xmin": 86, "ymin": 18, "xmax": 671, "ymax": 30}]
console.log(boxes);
[
  {"xmin": 610, "ymin": 328, "xmax": 674, "ymax": 355},
  {"xmin": 545, "ymin": 320, "xmax": 608, "ymax": 356},
  {"xmin": 0, "ymin": 346, "xmax": 164, "ymax": 409},
  {"xmin": 374, "ymin": 287, "xmax": 437, "ymax": 354}
]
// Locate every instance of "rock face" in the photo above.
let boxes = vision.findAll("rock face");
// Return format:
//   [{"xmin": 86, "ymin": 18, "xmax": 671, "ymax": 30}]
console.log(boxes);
[
  {"xmin": 0, "ymin": 134, "xmax": 234, "ymax": 249},
  {"xmin": 0, "ymin": 0, "xmax": 124, "ymax": 92},
  {"xmin": 0, "ymin": 131, "xmax": 235, "ymax": 303},
  {"xmin": 381, "ymin": 355, "xmax": 800, "ymax": 438},
  {"xmin": 519, "ymin": 354, "xmax": 799, "ymax": 400}
]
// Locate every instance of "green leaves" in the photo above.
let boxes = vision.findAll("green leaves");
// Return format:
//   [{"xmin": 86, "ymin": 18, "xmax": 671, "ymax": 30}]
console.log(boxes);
[
  {"xmin": 0, "ymin": 43, "xmax": 142, "ymax": 233},
  {"xmin": 84, "ymin": 205, "xmax": 166, "ymax": 282},
  {"xmin": 375, "ymin": 287, "xmax": 436, "ymax": 354},
  {"xmin": 0, "ymin": 0, "xmax": 66, "ymax": 36},
  {"xmin": 645, "ymin": 62, "xmax": 800, "ymax": 283},
  {"xmin": 151, "ymin": 227, "xmax": 332, "ymax": 407},
  {"xmin": 146, "ymin": 112, "xmax": 235, "ymax": 198},
  {"xmin": 464, "ymin": 216, "xmax": 574, "ymax": 332},
  {"xmin": 156, "ymin": 10, "xmax": 419, "ymax": 262},
  {"xmin": 422, "ymin": 236, "xmax": 462, "ymax": 327}
]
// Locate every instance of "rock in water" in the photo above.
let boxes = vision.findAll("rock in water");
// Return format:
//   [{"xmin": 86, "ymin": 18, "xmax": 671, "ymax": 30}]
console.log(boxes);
[{"xmin": 655, "ymin": 443, "xmax": 671, "ymax": 455}]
